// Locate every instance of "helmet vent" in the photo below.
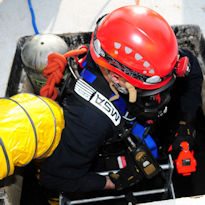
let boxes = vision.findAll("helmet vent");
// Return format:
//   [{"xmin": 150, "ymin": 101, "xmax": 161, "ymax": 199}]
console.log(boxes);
[
  {"xmin": 144, "ymin": 61, "xmax": 150, "ymax": 68},
  {"xmin": 114, "ymin": 42, "xmax": 121, "ymax": 49},
  {"xmin": 135, "ymin": 53, "xmax": 143, "ymax": 60},
  {"xmin": 149, "ymin": 69, "xmax": 155, "ymax": 74},
  {"xmin": 125, "ymin": 46, "xmax": 132, "ymax": 54}
]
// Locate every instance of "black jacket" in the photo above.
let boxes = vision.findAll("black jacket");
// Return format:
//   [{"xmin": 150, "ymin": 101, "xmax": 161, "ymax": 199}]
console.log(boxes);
[
  {"xmin": 40, "ymin": 52, "xmax": 122, "ymax": 192},
  {"xmin": 177, "ymin": 49, "xmax": 203, "ymax": 118}
]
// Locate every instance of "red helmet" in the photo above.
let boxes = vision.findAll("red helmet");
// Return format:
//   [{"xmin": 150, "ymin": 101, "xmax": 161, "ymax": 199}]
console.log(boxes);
[{"xmin": 90, "ymin": 5, "xmax": 188, "ymax": 92}]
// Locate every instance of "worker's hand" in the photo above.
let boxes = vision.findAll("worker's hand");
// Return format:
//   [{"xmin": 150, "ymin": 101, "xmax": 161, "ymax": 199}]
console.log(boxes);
[
  {"xmin": 104, "ymin": 176, "xmax": 115, "ymax": 190},
  {"xmin": 108, "ymin": 155, "xmax": 142, "ymax": 190}
]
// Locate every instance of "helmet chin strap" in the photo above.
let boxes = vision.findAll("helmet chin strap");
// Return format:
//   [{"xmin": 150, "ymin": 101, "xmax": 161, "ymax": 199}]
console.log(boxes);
[
  {"xmin": 125, "ymin": 82, "xmax": 137, "ymax": 103},
  {"xmin": 107, "ymin": 73, "xmax": 137, "ymax": 103},
  {"xmin": 109, "ymin": 82, "xmax": 120, "ymax": 102},
  {"xmin": 112, "ymin": 81, "xmax": 128, "ymax": 95}
]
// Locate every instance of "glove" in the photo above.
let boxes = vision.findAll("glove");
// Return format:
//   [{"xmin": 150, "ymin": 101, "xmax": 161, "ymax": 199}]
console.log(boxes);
[
  {"xmin": 109, "ymin": 155, "xmax": 143, "ymax": 190},
  {"xmin": 168, "ymin": 120, "xmax": 197, "ymax": 176}
]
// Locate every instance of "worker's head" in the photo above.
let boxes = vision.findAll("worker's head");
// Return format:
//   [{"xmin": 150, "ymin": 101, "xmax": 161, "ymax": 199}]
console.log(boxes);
[
  {"xmin": 90, "ymin": 5, "xmax": 189, "ymax": 93},
  {"xmin": 90, "ymin": 5, "xmax": 189, "ymax": 118}
]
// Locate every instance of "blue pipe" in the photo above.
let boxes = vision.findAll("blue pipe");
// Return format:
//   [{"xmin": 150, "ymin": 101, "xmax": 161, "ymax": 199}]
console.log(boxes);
[{"xmin": 28, "ymin": 0, "xmax": 39, "ymax": 34}]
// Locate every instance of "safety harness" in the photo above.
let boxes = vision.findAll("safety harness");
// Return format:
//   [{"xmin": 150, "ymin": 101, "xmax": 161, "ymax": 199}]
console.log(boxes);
[
  {"xmin": 40, "ymin": 47, "xmax": 158, "ymax": 155},
  {"xmin": 74, "ymin": 78, "xmax": 121, "ymax": 126},
  {"xmin": 39, "ymin": 48, "xmax": 162, "ymax": 203}
]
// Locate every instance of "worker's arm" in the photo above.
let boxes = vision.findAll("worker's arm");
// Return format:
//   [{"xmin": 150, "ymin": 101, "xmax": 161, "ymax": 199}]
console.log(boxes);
[{"xmin": 168, "ymin": 49, "xmax": 203, "ymax": 175}]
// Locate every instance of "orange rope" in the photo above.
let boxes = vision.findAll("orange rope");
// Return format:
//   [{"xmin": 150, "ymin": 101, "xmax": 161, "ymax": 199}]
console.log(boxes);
[
  {"xmin": 40, "ymin": 46, "xmax": 88, "ymax": 100},
  {"xmin": 136, "ymin": 0, "xmax": 140, "ymax": 5}
]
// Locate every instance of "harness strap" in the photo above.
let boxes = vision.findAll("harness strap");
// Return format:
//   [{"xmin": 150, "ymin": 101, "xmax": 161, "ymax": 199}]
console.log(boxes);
[
  {"xmin": 73, "ymin": 78, "xmax": 158, "ymax": 157},
  {"xmin": 74, "ymin": 79, "xmax": 121, "ymax": 126}
]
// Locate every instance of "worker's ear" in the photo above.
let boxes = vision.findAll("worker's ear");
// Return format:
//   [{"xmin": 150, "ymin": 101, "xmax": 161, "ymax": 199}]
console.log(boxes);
[{"xmin": 109, "ymin": 72, "xmax": 120, "ymax": 84}]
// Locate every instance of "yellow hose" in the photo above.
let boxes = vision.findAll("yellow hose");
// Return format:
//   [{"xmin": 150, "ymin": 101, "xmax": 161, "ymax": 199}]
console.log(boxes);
[{"xmin": 0, "ymin": 93, "xmax": 65, "ymax": 180}]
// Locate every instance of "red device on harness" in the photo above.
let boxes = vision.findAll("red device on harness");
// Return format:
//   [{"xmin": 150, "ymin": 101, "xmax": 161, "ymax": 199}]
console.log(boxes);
[
  {"xmin": 169, "ymin": 141, "xmax": 197, "ymax": 176},
  {"xmin": 175, "ymin": 141, "xmax": 197, "ymax": 176}
]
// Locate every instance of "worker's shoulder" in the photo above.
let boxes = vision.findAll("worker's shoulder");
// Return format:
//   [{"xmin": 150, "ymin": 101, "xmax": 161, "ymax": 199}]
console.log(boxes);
[
  {"xmin": 179, "ymin": 48, "xmax": 197, "ymax": 59},
  {"xmin": 63, "ymin": 95, "xmax": 113, "ymax": 127}
]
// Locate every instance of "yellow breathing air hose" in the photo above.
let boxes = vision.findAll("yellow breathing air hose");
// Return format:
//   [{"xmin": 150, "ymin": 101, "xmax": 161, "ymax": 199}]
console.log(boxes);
[{"xmin": 0, "ymin": 93, "xmax": 65, "ymax": 180}]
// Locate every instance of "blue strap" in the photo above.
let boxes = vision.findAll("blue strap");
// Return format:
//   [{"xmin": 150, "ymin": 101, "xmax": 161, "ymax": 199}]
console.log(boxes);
[
  {"xmin": 109, "ymin": 94, "xmax": 127, "ymax": 116},
  {"xmin": 80, "ymin": 68, "xmax": 157, "ymax": 157},
  {"xmin": 132, "ymin": 123, "xmax": 158, "ymax": 158},
  {"xmin": 80, "ymin": 69, "xmax": 96, "ymax": 84}
]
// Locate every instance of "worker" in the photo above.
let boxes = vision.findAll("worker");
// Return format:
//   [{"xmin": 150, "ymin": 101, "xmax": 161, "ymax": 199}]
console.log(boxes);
[{"xmin": 39, "ymin": 5, "xmax": 203, "ymax": 193}]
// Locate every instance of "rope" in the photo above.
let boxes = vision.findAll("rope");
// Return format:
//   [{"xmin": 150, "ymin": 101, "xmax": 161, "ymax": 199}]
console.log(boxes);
[
  {"xmin": 74, "ymin": 45, "xmax": 89, "ymax": 68},
  {"xmin": 136, "ymin": 0, "xmax": 140, "ymax": 6},
  {"xmin": 40, "ymin": 46, "xmax": 88, "ymax": 100}
]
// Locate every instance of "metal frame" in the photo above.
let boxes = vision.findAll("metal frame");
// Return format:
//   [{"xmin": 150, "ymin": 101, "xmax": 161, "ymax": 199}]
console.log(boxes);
[
  {"xmin": 59, "ymin": 155, "xmax": 175, "ymax": 205},
  {"xmin": 0, "ymin": 189, "xmax": 5, "ymax": 205}
]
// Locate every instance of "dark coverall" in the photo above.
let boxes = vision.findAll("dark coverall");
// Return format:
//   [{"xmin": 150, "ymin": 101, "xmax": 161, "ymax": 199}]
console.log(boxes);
[{"xmin": 39, "ymin": 49, "xmax": 203, "ymax": 192}]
